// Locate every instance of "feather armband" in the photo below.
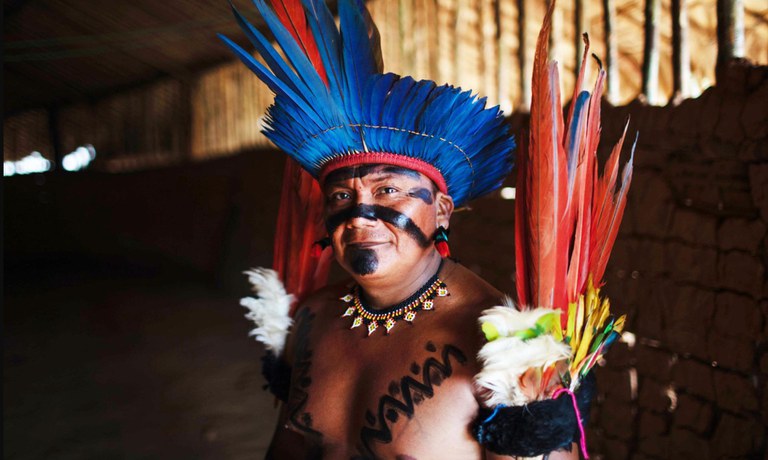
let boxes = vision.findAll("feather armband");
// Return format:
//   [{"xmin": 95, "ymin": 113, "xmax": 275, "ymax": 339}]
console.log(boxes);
[
  {"xmin": 473, "ymin": 372, "xmax": 595, "ymax": 457},
  {"xmin": 261, "ymin": 351, "xmax": 292, "ymax": 402},
  {"xmin": 240, "ymin": 267, "xmax": 294, "ymax": 357}
]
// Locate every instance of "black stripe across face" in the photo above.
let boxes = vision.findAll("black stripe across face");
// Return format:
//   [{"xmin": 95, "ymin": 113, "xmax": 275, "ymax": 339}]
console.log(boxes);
[{"xmin": 325, "ymin": 204, "xmax": 431, "ymax": 248}]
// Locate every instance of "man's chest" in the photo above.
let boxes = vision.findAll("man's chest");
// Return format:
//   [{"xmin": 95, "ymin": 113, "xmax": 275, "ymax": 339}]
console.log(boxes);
[{"xmin": 283, "ymin": 309, "xmax": 482, "ymax": 458}]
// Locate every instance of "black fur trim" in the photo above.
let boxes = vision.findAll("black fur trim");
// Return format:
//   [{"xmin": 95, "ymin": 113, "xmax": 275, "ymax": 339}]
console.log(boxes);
[
  {"xmin": 261, "ymin": 352, "xmax": 292, "ymax": 402},
  {"xmin": 473, "ymin": 372, "xmax": 596, "ymax": 457}
]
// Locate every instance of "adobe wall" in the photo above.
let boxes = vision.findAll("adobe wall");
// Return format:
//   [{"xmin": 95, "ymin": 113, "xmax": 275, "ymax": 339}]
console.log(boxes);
[{"xmin": 452, "ymin": 61, "xmax": 768, "ymax": 459}]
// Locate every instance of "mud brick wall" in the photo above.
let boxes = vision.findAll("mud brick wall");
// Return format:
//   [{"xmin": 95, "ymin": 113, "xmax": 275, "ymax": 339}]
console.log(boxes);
[
  {"xmin": 588, "ymin": 62, "xmax": 768, "ymax": 460},
  {"xmin": 453, "ymin": 61, "xmax": 768, "ymax": 459}
]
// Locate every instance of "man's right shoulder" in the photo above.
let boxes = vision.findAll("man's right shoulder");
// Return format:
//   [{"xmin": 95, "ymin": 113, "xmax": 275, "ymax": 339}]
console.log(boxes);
[{"xmin": 296, "ymin": 280, "xmax": 354, "ymax": 315}]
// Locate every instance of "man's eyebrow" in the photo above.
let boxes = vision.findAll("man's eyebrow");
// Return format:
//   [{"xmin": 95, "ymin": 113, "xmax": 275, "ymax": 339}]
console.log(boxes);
[{"xmin": 323, "ymin": 165, "xmax": 422, "ymax": 184}]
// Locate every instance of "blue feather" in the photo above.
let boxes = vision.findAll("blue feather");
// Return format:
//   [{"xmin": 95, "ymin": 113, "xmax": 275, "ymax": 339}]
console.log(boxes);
[{"xmin": 222, "ymin": 0, "xmax": 516, "ymax": 206}]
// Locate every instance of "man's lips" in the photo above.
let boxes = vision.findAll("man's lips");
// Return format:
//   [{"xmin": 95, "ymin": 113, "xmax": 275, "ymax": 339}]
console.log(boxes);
[{"xmin": 345, "ymin": 241, "xmax": 389, "ymax": 249}]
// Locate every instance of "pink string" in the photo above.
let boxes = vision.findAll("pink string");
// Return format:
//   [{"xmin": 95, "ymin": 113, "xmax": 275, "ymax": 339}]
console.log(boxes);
[{"xmin": 552, "ymin": 388, "xmax": 589, "ymax": 459}]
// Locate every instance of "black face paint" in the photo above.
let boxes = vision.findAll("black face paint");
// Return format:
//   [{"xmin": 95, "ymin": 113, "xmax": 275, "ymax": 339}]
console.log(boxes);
[
  {"xmin": 323, "ymin": 165, "xmax": 424, "ymax": 184},
  {"xmin": 348, "ymin": 248, "xmax": 379, "ymax": 275},
  {"xmin": 407, "ymin": 187, "xmax": 434, "ymax": 205},
  {"xmin": 325, "ymin": 204, "xmax": 431, "ymax": 248}
]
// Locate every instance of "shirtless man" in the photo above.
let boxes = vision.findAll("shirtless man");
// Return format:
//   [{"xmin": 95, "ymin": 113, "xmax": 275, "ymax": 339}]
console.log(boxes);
[
  {"xmin": 222, "ymin": 1, "xmax": 583, "ymax": 457},
  {"xmin": 266, "ymin": 164, "xmax": 577, "ymax": 459}
]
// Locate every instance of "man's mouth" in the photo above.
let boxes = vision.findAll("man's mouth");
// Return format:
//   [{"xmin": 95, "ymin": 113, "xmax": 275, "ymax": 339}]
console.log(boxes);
[{"xmin": 346, "ymin": 241, "xmax": 388, "ymax": 249}]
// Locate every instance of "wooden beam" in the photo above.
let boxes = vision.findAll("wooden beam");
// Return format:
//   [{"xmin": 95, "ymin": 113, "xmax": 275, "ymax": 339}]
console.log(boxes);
[
  {"xmin": 517, "ymin": 0, "xmax": 530, "ymax": 109},
  {"xmin": 574, "ymin": 0, "xmax": 587, "ymax": 77},
  {"xmin": 716, "ymin": 0, "xmax": 745, "ymax": 76},
  {"xmin": 602, "ymin": 0, "xmax": 619, "ymax": 104},
  {"xmin": 641, "ymin": 0, "xmax": 661, "ymax": 104},
  {"xmin": 671, "ymin": 0, "xmax": 691, "ymax": 101}
]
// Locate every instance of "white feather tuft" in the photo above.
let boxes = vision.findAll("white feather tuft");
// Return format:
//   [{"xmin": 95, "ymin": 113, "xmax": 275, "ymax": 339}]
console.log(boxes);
[
  {"xmin": 479, "ymin": 303, "xmax": 558, "ymax": 337},
  {"xmin": 475, "ymin": 304, "xmax": 571, "ymax": 406},
  {"xmin": 240, "ymin": 267, "xmax": 294, "ymax": 356}
]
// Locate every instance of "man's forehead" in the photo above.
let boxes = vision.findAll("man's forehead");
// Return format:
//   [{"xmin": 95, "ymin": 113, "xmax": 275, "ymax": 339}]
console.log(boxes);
[{"xmin": 323, "ymin": 164, "xmax": 425, "ymax": 185}]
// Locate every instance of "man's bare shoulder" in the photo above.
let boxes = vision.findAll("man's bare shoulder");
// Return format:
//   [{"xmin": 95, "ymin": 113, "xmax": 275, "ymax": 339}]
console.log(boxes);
[
  {"xmin": 432, "ymin": 260, "xmax": 505, "ymax": 343},
  {"xmin": 441, "ymin": 260, "xmax": 505, "ymax": 309},
  {"xmin": 296, "ymin": 279, "xmax": 353, "ymax": 313}
]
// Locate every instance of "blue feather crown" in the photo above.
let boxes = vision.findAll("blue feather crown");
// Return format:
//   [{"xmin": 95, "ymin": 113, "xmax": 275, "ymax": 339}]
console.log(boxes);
[{"xmin": 220, "ymin": 0, "xmax": 515, "ymax": 206}]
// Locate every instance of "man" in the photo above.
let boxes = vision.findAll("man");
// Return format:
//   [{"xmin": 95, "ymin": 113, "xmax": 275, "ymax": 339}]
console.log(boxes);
[
  {"xmin": 266, "ymin": 163, "xmax": 579, "ymax": 459},
  {"xmin": 226, "ymin": 1, "xmax": 583, "ymax": 458}
]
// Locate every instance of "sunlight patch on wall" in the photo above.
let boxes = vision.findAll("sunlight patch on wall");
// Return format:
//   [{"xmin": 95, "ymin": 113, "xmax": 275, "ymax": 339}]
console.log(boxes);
[
  {"xmin": 4, "ymin": 152, "xmax": 51, "ymax": 176},
  {"xmin": 62, "ymin": 145, "xmax": 97, "ymax": 172}
]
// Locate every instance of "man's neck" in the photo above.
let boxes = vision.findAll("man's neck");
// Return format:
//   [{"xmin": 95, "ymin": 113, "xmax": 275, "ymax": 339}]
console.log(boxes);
[{"xmin": 356, "ymin": 251, "xmax": 443, "ymax": 310}]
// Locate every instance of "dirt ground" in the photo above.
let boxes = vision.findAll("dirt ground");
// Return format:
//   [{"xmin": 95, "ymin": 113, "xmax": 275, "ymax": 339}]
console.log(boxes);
[{"xmin": 4, "ymin": 258, "xmax": 279, "ymax": 459}]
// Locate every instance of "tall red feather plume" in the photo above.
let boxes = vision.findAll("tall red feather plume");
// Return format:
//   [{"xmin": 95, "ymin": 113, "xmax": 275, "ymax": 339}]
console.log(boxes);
[
  {"xmin": 269, "ymin": 0, "xmax": 328, "ymax": 84},
  {"xmin": 516, "ymin": 0, "xmax": 633, "ymax": 325},
  {"xmin": 269, "ymin": 0, "xmax": 332, "ymax": 313},
  {"xmin": 272, "ymin": 159, "xmax": 332, "ymax": 315},
  {"xmin": 516, "ymin": 1, "xmax": 568, "ymax": 313}
]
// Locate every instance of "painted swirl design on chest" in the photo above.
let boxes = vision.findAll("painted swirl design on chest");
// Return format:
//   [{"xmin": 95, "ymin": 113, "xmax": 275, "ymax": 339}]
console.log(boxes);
[
  {"xmin": 286, "ymin": 308, "xmax": 322, "ymax": 439},
  {"xmin": 357, "ymin": 342, "xmax": 468, "ymax": 458}
]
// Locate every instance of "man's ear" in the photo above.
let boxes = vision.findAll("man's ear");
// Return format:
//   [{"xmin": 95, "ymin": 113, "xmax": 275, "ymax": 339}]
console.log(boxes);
[{"xmin": 435, "ymin": 192, "xmax": 454, "ymax": 229}]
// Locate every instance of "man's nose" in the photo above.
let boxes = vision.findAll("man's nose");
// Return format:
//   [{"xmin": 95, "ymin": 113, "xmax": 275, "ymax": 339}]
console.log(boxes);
[{"xmin": 346, "ymin": 202, "xmax": 378, "ymax": 228}]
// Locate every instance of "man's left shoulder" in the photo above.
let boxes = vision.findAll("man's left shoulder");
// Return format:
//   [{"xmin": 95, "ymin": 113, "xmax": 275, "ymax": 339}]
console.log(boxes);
[
  {"xmin": 428, "ymin": 261, "xmax": 505, "ymax": 365},
  {"xmin": 440, "ymin": 260, "xmax": 505, "ymax": 320}
]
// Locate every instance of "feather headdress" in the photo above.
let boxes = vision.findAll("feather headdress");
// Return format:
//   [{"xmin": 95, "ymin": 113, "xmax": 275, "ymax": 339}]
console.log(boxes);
[
  {"xmin": 476, "ymin": 0, "xmax": 635, "ymax": 406},
  {"xmin": 219, "ymin": 0, "xmax": 515, "ymax": 207}
]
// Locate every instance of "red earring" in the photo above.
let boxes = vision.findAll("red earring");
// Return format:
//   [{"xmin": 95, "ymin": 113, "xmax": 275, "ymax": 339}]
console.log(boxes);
[
  {"xmin": 311, "ymin": 237, "xmax": 331, "ymax": 258},
  {"xmin": 434, "ymin": 226, "xmax": 450, "ymax": 258}
]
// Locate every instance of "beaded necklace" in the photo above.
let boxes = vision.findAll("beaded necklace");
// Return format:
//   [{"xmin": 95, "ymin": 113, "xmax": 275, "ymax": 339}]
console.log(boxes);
[{"xmin": 340, "ymin": 263, "xmax": 449, "ymax": 336}]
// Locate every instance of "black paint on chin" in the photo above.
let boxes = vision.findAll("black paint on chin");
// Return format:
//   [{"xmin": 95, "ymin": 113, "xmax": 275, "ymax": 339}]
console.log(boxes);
[{"xmin": 348, "ymin": 248, "xmax": 379, "ymax": 275}]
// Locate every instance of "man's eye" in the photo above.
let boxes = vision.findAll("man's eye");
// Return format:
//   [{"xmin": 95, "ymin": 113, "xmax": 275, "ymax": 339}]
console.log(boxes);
[
  {"xmin": 330, "ymin": 191, "xmax": 351, "ymax": 201},
  {"xmin": 378, "ymin": 187, "xmax": 398, "ymax": 195}
]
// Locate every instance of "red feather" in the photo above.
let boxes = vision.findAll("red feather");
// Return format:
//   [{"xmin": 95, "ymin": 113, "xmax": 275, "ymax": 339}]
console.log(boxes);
[
  {"xmin": 589, "ymin": 123, "xmax": 633, "ymax": 285},
  {"xmin": 273, "ymin": 159, "xmax": 332, "ymax": 314},
  {"xmin": 269, "ymin": 0, "xmax": 328, "ymax": 84},
  {"xmin": 518, "ymin": 1, "xmax": 568, "ymax": 313},
  {"xmin": 267, "ymin": 0, "xmax": 336, "ymax": 314},
  {"xmin": 517, "ymin": 0, "xmax": 634, "ymax": 325}
]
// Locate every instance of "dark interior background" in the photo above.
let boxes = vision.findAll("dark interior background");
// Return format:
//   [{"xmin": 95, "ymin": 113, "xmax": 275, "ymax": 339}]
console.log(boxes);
[{"xmin": 4, "ymin": 0, "xmax": 768, "ymax": 458}]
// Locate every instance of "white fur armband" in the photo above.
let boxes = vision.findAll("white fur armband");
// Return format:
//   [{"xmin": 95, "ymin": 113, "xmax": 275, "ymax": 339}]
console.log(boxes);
[
  {"xmin": 240, "ymin": 268, "xmax": 294, "ymax": 356},
  {"xmin": 475, "ymin": 303, "xmax": 571, "ymax": 407}
]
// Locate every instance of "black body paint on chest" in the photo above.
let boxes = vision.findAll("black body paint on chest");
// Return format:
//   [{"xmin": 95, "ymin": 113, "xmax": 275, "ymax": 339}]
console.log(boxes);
[
  {"xmin": 357, "ymin": 342, "xmax": 468, "ymax": 458},
  {"xmin": 286, "ymin": 308, "xmax": 322, "ymax": 439},
  {"xmin": 325, "ymin": 204, "xmax": 431, "ymax": 248}
]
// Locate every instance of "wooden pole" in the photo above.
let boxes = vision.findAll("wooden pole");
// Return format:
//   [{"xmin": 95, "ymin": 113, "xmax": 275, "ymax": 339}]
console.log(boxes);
[
  {"xmin": 641, "ymin": 0, "xmax": 661, "ymax": 104},
  {"xmin": 518, "ymin": 0, "xmax": 530, "ymax": 109},
  {"xmin": 48, "ymin": 107, "xmax": 62, "ymax": 172},
  {"xmin": 602, "ymin": 0, "xmax": 619, "ymax": 104},
  {"xmin": 574, "ymin": 0, "xmax": 586, "ymax": 77},
  {"xmin": 716, "ymin": 0, "xmax": 745, "ymax": 77},
  {"xmin": 671, "ymin": 0, "xmax": 690, "ymax": 101}
]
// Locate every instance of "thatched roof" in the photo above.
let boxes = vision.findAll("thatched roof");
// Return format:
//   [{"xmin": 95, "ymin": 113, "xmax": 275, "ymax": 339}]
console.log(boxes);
[{"xmin": 3, "ymin": 0, "xmax": 767, "ymax": 164}]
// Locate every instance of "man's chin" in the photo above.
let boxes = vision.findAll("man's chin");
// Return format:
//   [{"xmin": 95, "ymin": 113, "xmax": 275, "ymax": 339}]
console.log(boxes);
[{"xmin": 345, "ymin": 247, "xmax": 380, "ymax": 276}]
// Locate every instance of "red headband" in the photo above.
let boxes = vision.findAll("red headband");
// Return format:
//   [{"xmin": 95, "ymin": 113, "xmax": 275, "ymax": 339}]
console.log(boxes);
[{"xmin": 319, "ymin": 152, "xmax": 448, "ymax": 194}]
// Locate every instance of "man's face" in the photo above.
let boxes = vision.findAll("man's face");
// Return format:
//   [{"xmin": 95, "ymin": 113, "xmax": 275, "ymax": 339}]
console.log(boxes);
[{"xmin": 322, "ymin": 164, "xmax": 452, "ymax": 280}]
